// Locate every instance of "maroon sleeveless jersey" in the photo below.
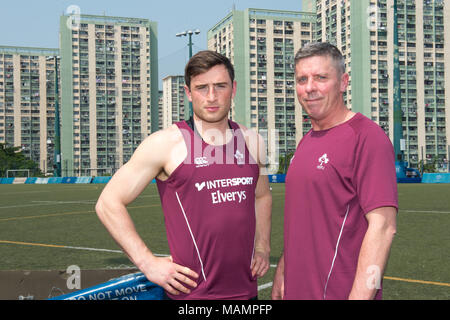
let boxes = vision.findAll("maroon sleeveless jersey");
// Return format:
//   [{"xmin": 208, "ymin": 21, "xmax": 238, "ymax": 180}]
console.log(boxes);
[{"xmin": 156, "ymin": 120, "xmax": 260, "ymax": 300}]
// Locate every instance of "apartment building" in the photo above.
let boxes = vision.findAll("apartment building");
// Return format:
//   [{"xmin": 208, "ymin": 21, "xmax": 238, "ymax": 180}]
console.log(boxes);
[
  {"xmin": 59, "ymin": 14, "xmax": 158, "ymax": 176},
  {"xmin": 304, "ymin": 0, "xmax": 450, "ymax": 169},
  {"xmin": 208, "ymin": 8, "xmax": 315, "ymax": 159},
  {"xmin": 157, "ymin": 90, "xmax": 163, "ymax": 131},
  {"xmin": 161, "ymin": 75, "xmax": 187, "ymax": 129},
  {"xmin": 0, "ymin": 46, "xmax": 59, "ymax": 174}
]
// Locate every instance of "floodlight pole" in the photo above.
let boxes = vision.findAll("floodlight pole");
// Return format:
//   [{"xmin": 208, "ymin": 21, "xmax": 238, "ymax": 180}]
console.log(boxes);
[
  {"xmin": 393, "ymin": 0, "xmax": 403, "ymax": 163},
  {"xmin": 176, "ymin": 29, "xmax": 200, "ymax": 119},
  {"xmin": 53, "ymin": 56, "xmax": 62, "ymax": 177}
]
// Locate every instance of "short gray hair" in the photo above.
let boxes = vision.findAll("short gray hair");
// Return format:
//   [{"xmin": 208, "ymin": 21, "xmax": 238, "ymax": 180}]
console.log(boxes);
[{"xmin": 294, "ymin": 42, "xmax": 345, "ymax": 74}]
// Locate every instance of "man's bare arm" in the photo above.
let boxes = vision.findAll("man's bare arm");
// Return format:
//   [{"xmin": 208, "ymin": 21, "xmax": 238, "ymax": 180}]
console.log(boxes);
[
  {"xmin": 271, "ymin": 253, "xmax": 285, "ymax": 300},
  {"xmin": 95, "ymin": 128, "xmax": 198, "ymax": 295},
  {"xmin": 348, "ymin": 206, "xmax": 397, "ymax": 299},
  {"xmin": 244, "ymin": 128, "xmax": 272, "ymax": 278}
]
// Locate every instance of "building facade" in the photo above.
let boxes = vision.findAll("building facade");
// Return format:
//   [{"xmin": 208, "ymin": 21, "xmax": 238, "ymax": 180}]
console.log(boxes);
[
  {"xmin": 207, "ymin": 8, "xmax": 315, "ymax": 162},
  {"xmin": 0, "ymin": 46, "xmax": 59, "ymax": 174},
  {"xmin": 59, "ymin": 14, "xmax": 158, "ymax": 176},
  {"xmin": 157, "ymin": 90, "xmax": 163, "ymax": 131},
  {"xmin": 304, "ymin": 0, "xmax": 450, "ymax": 169},
  {"xmin": 161, "ymin": 75, "xmax": 187, "ymax": 129}
]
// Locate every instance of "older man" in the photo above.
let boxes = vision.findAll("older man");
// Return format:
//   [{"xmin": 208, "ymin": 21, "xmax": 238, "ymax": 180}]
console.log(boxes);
[{"xmin": 272, "ymin": 42, "xmax": 398, "ymax": 300}]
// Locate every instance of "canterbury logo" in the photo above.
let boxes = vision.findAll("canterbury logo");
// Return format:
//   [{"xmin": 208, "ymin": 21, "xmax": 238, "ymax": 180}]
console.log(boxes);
[{"xmin": 194, "ymin": 157, "xmax": 209, "ymax": 168}]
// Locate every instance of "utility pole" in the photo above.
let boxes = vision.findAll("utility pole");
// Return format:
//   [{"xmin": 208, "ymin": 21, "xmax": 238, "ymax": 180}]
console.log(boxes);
[
  {"xmin": 393, "ymin": 0, "xmax": 404, "ymax": 163},
  {"xmin": 176, "ymin": 29, "xmax": 200, "ymax": 119},
  {"xmin": 54, "ymin": 56, "xmax": 62, "ymax": 177},
  {"xmin": 47, "ymin": 55, "xmax": 62, "ymax": 177}
]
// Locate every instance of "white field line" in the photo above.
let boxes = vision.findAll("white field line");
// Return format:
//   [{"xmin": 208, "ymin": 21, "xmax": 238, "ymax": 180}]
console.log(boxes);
[
  {"xmin": 62, "ymin": 245, "xmax": 169, "ymax": 257},
  {"xmin": 0, "ymin": 195, "xmax": 160, "ymax": 210},
  {"xmin": 258, "ymin": 282, "xmax": 273, "ymax": 291},
  {"xmin": 5, "ymin": 239, "xmax": 449, "ymax": 291},
  {"xmin": 1, "ymin": 239, "xmax": 277, "ymax": 291},
  {"xmin": 0, "ymin": 201, "xmax": 95, "ymax": 209},
  {"xmin": 65, "ymin": 243, "xmax": 276, "ymax": 291},
  {"xmin": 401, "ymin": 209, "xmax": 450, "ymax": 214}
]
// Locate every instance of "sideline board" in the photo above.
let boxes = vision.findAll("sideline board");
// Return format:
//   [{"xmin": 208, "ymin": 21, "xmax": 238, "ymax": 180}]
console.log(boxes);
[
  {"xmin": 268, "ymin": 174, "xmax": 286, "ymax": 183},
  {"xmin": 0, "ymin": 178, "xmax": 14, "ymax": 184},
  {"xmin": 422, "ymin": 173, "xmax": 450, "ymax": 183},
  {"xmin": 49, "ymin": 272, "xmax": 164, "ymax": 300}
]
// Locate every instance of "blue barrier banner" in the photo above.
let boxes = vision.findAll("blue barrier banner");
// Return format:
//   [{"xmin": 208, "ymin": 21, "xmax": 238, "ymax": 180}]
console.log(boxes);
[
  {"xmin": 48, "ymin": 177, "xmax": 63, "ymax": 184},
  {"xmin": 395, "ymin": 161, "xmax": 407, "ymax": 179},
  {"xmin": 76, "ymin": 176, "xmax": 93, "ymax": 184},
  {"xmin": 49, "ymin": 272, "xmax": 164, "ymax": 300},
  {"xmin": 397, "ymin": 177, "xmax": 422, "ymax": 183},
  {"xmin": 92, "ymin": 176, "xmax": 112, "ymax": 184},
  {"xmin": 0, "ymin": 178, "xmax": 14, "ymax": 184},
  {"xmin": 62, "ymin": 177, "xmax": 77, "ymax": 184},
  {"xmin": 35, "ymin": 178, "xmax": 49, "ymax": 184},
  {"xmin": 422, "ymin": 173, "xmax": 450, "ymax": 184},
  {"xmin": 268, "ymin": 174, "xmax": 286, "ymax": 183},
  {"xmin": 25, "ymin": 177, "xmax": 38, "ymax": 184}
]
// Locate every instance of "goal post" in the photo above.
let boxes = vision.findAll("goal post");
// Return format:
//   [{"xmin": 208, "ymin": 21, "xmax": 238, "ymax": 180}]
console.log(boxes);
[{"xmin": 6, "ymin": 169, "xmax": 30, "ymax": 178}]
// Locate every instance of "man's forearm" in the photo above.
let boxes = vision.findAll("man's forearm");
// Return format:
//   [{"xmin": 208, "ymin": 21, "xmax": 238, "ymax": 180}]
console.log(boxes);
[
  {"xmin": 348, "ymin": 207, "xmax": 397, "ymax": 299},
  {"xmin": 254, "ymin": 193, "xmax": 272, "ymax": 253},
  {"xmin": 95, "ymin": 197, "xmax": 154, "ymax": 269},
  {"xmin": 271, "ymin": 253, "xmax": 285, "ymax": 300},
  {"xmin": 96, "ymin": 196, "xmax": 199, "ymax": 295}
]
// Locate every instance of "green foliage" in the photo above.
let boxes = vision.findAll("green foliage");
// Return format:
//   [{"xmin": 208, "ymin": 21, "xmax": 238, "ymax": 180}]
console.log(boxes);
[
  {"xmin": 277, "ymin": 152, "xmax": 295, "ymax": 174},
  {"xmin": 0, "ymin": 143, "xmax": 41, "ymax": 177},
  {"xmin": 419, "ymin": 156, "xmax": 438, "ymax": 173}
]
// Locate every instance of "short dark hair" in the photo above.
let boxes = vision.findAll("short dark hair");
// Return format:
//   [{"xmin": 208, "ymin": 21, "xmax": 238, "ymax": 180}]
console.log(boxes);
[
  {"xmin": 184, "ymin": 50, "xmax": 235, "ymax": 88},
  {"xmin": 294, "ymin": 42, "xmax": 345, "ymax": 74}
]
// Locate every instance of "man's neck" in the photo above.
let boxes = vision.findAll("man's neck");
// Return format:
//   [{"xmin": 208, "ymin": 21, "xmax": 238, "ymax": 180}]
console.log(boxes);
[
  {"xmin": 192, "ymin": 115, "xmax": 233, "ymax": 145},
  {"xmin": 311, "ymin": 108, "xmax": 355, "ymax": 131}
]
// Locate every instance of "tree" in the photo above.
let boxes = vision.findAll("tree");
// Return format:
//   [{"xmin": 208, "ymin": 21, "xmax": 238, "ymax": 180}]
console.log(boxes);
[
  {"xmin": 0, "ymin": 143, "xmax": 41, "ymax": 177},
  {"xmin": 277, "ymin": 152, "xmax": 295, "ymax": 174},
  {"xmin": 419, "ymin": 156, "xmax": 438, "ymax": 174}
]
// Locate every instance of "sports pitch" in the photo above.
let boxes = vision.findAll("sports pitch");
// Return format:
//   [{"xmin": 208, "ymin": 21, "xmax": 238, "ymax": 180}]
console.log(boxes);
[{"xmin": 0, "ymin": 183, "xmax": 449, "ymax": 300}]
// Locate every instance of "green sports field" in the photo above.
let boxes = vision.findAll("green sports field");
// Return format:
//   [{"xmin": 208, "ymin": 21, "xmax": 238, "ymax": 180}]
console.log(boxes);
[{"xmin": 0, "ymin": 183, "xmax": 449, "ymax": 300}]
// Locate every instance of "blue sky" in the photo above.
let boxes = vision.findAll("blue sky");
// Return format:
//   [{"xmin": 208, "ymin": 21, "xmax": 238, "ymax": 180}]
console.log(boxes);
[{"xmin": 0, "ymin": 0, "xmax": 303, "ymax": 87}]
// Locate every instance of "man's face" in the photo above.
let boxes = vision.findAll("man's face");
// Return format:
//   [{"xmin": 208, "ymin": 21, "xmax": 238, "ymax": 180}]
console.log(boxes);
[
  {"xmin": 295, "ymin": 55, "xmax": 348, "ymax": 124},
  {"xmin": 185, "ymin": 64, "xmax": 236, "ymax": 124}
]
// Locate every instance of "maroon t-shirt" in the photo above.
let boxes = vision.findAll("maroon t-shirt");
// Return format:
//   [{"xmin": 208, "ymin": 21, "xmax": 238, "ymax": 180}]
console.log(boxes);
[
  {"xmin": 156, "ymin": 120, "xmax": 259, "ymax": 300},
  {"xmin": 284, "ymin": 113, "xmax": 398, "ymax": 300}
]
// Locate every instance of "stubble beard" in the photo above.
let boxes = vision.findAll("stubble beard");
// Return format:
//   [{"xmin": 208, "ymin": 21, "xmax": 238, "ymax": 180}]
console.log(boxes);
[{"xmin": 194, "ymin": 106, "xmax": 231, "ymax": 125}]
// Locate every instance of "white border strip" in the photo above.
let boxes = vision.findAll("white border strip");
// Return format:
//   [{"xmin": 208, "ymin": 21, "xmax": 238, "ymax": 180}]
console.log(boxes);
[
  {"xmin": 258, "ymin": 282, "xmax": 273, "ymax": 291},
  {"xmin": 323, "ymin": 205, "xmax": 350, "ymax": 299},
  {"xmin": 175, "ymin": 192, "xmax": 207, "ymax": 282}
]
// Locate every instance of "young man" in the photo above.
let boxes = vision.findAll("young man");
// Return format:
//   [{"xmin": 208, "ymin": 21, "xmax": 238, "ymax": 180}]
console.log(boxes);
[
  {"xmin": 96, "ymin": 50, "xmax": 272, "ymax": 300},
  {"xmin": 272, "ymin": 42, "xmax": 398, "ymax": 300}
]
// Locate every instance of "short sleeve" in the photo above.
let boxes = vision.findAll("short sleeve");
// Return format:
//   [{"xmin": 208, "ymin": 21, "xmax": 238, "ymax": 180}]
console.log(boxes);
[{"xmin": 352, "ymin": 124, "xmax": 399, "ymax": 214}]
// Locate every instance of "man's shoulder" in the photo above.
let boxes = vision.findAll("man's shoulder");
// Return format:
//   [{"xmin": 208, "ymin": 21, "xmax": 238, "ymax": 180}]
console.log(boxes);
[
  {"xmin": 142, "ymin": 124, "xmax": 185, "ymax": 150},
  {"xmin": 233, "ymin": 121, "xmax": 260, "ymax": 140},
  {"xmin": 132, "ymin": 123, "xmax": 187, "ymax": 172},
  {"xmin": 347, "ymin": 113, "xmax": 386, "ymax": 136},
  {"xmin": 231, "ymin": 121, "xmax": 267, "ymax": 169},
  {"xmin": 346, "ymin": 113, "xmax": 393, "ymax": 151}
]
